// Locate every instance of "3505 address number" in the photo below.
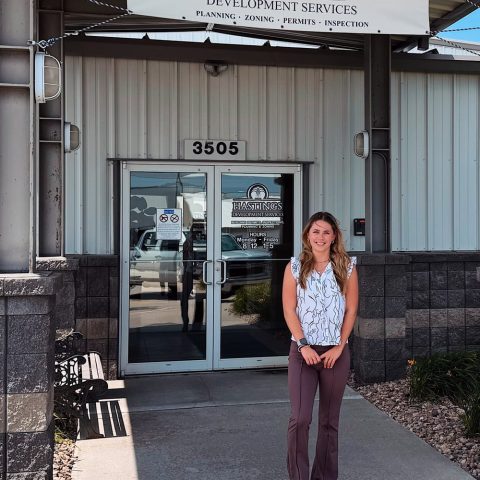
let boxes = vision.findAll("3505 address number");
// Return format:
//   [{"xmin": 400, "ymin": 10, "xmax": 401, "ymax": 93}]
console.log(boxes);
[
  {"xmin": 185, "ymin": 139, "xmax": 246, "ymax": 160},
  {"xmin": 191, "ymin": 140, "xmax": 239, "ymax": 156}
]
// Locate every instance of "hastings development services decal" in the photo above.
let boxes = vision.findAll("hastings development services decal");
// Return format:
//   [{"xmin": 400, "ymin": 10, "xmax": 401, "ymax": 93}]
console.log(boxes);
[
  {"xmin": 232, "ymin": 183, "xmax": 283, "ymax": 218},
  {"xmin": 127, "ymin": 0, "xmax": 429, "ymax": 35}
]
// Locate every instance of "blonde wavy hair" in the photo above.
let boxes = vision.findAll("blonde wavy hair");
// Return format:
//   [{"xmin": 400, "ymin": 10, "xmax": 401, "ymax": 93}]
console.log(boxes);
[{"xmin": 298, "ymin": 211, "xmax": 351, "ymax": 293}]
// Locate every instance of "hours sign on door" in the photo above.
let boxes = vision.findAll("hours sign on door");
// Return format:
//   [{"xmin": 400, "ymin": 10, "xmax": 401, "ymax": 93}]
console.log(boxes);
[{"xmin": 156, "ymin": 208, "xmax": 183, "ymax": 240}]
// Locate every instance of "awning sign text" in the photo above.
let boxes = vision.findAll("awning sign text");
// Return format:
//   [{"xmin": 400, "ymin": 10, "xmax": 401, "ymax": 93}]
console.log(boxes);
[{"xmin": 127, "ymin": 0, "xmax": 429, "ymax": 35}]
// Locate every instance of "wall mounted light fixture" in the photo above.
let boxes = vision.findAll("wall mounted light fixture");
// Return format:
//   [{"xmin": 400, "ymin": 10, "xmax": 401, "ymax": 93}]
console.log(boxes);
[
  {"xmin": 34, "ymin": 52, "xmax": 62, "ymax": 103},
  {"xmin": 64, "ymin": 122, "xmax": 80, "ymax": 153},
  {"xmin": 204, "ymin": 60, "xmax": 228, "ymax": 77},
  {"xmin": 353, "ymin": 130, "xmax": 369, "ymax": 159}
]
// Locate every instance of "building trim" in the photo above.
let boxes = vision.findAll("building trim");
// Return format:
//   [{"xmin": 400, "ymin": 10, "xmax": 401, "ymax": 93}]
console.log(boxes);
[
  {"xmin": 108, "ymin": 158, "xmax": 314, "ymax": 165},
  {"xmin": 65, "ymin": 36, "xmax": 480, "ymax": 75}
]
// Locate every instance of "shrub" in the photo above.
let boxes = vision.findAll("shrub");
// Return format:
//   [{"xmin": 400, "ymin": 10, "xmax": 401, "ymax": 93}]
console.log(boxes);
[
  {"xmin": 232, "ymin": 282, "xmax": 271, "ymax": 319},
  {"xmin": 54, "ymin": 411, "xmax": 77, "ymax": 444},
  {"xmin": 408, "ymin": 351, "xmax": 480, "ymax": 437},
  {"xmin": 409, "ymin": 352, "xmax": 480, "ymax": 403},
  {"xmin": 458, "ymin": 386, "xmax": 480, "ymax": 437}
]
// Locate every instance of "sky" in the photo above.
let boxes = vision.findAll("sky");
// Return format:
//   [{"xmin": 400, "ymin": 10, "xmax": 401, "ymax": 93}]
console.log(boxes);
[{"xmin": 437, "ymin": 8, "xmax": 480, "ymax": 43}]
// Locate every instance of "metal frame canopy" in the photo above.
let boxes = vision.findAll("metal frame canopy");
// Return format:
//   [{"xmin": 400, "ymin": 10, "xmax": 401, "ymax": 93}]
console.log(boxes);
[{"xmin": 62, "ymin": 0, "xmax": 477, "ymax": 51}]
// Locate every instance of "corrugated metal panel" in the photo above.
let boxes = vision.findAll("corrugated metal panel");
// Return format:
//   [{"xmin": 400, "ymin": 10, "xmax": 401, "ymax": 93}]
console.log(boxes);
[
  {"xmin": 391, "ymin": 72, "xmax": 480, "ymax": 251},
  {"xmin": 84, "ymin": 57, "xmax": 115, "ymax": 253},
  {"xmin": 65, "ymin": 56, "xmax": 83, "ymax": 254},
  {"xmin": 146, "ymin": 60, "xmax": 178, "ymax": 158},
  {"xmin": 65, "ymin": 56, "xmax": 366, "ymax": 254},
  {"xmin": 453, "ymin": 75, "xmax": 479, "ymax": 250},
  {"xmin": 393, "ymin": 72, "xmax": 430, "ymax": 250},
  {"xmin": 237, "ymin": 65, "xmax": 267, "ymax": 160},
  {"xmin": 66, "ymin": 57, "xmax": 480, "ymax": 254},
  {"xmin": 321, "ymin": 69, "xmax": 365, "ymax": 252},
  {"xmin": 427, "ymin": 74, "xmax": 454, "ymax": 250}
]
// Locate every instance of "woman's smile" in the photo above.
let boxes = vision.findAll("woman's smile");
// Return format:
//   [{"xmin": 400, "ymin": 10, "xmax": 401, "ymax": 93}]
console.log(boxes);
[{"xmin": 308, "ymin": 220, "xmax": 335, "ymax": 253}]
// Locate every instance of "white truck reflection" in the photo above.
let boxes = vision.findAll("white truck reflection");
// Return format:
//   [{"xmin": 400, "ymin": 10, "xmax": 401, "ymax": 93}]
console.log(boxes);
[
  {"xmin": 129, "ymin": 229, "xmax": 271, "ymax": 294},
  {"xmin": 130, "ymin": 230, "xmax": 185, "ymax": 294}
]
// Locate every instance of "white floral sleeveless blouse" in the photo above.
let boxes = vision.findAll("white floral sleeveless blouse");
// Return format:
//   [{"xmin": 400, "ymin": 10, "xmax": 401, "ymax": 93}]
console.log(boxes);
[{"xmin": 290, "ymin": 256, "xmax": 356, "ymax": 346}]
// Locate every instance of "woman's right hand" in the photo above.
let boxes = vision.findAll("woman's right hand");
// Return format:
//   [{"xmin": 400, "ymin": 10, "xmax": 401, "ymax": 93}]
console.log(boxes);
[{"xmin": 300, "ymin": 346, "xmax": 322, "ymax": 365}]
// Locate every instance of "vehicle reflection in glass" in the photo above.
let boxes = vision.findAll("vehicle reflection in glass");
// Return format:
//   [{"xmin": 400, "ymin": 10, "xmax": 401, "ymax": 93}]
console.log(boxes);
[
  {"xmin": 220, "ymin": 234, "xmax": 271, "ymax": 294},
  {"xmin": 128, "ymin": 171, "xmax": 208, "ymax": 364}
]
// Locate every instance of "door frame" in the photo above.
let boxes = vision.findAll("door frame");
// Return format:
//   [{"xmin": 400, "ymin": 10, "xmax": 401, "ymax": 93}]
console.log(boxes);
[
  {"xmin": 120, "ymin": 163, "xmax": 215, "ymax": 375},
  {"xmin": 212, "ymin": 164, "xmax": 302, "ymax": 370},
  {"xmin": 119, "ymin": 161, "xmax": 302, "ymax": 375}
]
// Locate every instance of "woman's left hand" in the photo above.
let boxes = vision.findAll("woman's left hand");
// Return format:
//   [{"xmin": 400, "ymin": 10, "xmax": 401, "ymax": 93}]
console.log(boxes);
[{"xmin": 319, "ymin": 345, "xmax": 343, "ymax": 369}]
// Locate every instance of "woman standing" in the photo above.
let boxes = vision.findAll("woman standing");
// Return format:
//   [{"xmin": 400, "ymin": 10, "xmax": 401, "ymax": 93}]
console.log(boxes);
[{"xmin": 283, "ymin": 211, "xmax": 358, "ymax": 480}]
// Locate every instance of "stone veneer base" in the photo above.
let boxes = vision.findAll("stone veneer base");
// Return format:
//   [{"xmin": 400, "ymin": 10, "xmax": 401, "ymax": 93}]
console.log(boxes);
[
  {"xmin": 353, "ymin": 252, "xmax": 480, "ymax": 384},
  {"xmin": 68, "ymin": 255, "xmax": 119, "ymax": 380},
  {"xmin": 0, "ymin": 272, "xmax": 61, "ymax": 479}
]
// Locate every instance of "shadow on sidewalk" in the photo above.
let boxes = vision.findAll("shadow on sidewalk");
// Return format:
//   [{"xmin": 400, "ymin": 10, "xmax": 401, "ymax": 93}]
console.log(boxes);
[{"xmin": 79, "ymin": 400, "xmax": 127, "ymax": 440}]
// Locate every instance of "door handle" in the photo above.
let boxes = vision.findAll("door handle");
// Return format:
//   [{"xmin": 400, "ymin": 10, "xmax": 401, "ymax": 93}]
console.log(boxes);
[
  {"xmin": 202, "ymin": 260, "xmax": 213, "ymax": 285},
  {"xmin": 216, "ymin": 259, "xmax": 227, "ymax": 284}
]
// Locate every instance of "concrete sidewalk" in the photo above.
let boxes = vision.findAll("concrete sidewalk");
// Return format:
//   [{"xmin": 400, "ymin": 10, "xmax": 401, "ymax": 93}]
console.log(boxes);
[{"xmin": 72, "ymin": 370, "xmax": 474, "ymax": 480}]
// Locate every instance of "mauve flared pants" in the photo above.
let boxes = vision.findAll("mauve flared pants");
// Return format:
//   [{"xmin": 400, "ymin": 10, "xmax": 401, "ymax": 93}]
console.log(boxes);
[{"xmin": 287, "ymin": 341, "xmax": 350, "ymax": 480}]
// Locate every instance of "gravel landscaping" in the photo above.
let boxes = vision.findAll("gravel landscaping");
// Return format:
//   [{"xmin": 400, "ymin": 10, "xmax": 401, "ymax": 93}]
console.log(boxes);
[
  {"xmin": 53, "ymin": 412, "xmax": 78, "ymax": 480},
  {"xmin": 54, "ymin": 440, "xmax": 76, "ymax": 480},
  {"xmin": 348, "ymin": 375, "xmax": 480, "ymax": 480}
]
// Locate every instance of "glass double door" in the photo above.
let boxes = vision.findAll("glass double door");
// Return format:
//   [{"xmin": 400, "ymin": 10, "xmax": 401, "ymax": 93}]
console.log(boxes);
[{"xmin": 121, "ymin": 163, "xmax": 301, "ymax": 374}]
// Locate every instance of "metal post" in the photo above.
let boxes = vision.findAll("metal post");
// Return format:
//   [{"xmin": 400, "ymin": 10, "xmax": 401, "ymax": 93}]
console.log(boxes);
[
  {"xmin": 364, "ymin": 35, "xmax": 391, "ymax": 253},
  {"xmin": 38, "ymin": 1, "xmax": 64, "ymax": 257},
  {"xmin": 0, "ymin": 0, "xmax": 36, "ymax": 272}
]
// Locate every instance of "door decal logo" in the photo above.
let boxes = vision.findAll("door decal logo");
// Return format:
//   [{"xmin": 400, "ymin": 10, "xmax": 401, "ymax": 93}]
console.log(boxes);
[
  {"xmin": 247, "ymin": 183, "xmax": 269, "ymax": 200},
  {"xmin": 231, "ymin": 184, "xmax": 283, "ymax": 218}
]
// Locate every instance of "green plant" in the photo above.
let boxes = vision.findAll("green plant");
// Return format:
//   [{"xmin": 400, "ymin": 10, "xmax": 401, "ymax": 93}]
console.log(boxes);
[
  {"xmin": 459, "ymin": 387, "xmax": 480, "ymax": 437},
  {"xmin": 409, "ymin": 352, "xmax": 480, "ymax": 403},
  {"xmin": 408, "ymin": 351, "xmax": 480, "ymax": 437},
  {"xmin": 232, "ymin": 282, "xmax": 271, "ymax": 319},
  {"xmin": 54, "ymin": 411, "xmax": 77, "ymax": 444}
]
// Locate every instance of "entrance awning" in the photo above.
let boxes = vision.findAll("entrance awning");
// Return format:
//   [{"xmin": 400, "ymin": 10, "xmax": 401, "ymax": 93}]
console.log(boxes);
[{"xmin": 62, "ymin": 0, "xmax": 477, "ymax": 52}]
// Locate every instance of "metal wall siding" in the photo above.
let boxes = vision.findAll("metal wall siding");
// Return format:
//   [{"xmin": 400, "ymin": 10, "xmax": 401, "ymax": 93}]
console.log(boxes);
[
  {"xmin": 65, "ymin": 56, "xmax": 83, "ymax": 254},
  {"xmin": 83, "ymin": 57, "xmax": 100, "ymax": 252},
  {"xmin": 427, "ymin": 74, "xmax": 454, "ymax": 250},
  {"xmin": 146, "ymin": 60, "xmax": 178, "ymax": 158},
  {"xmin": 84, "ymin": 57, "xmax": 112, "ymax": 253},
  {"xmin": 65, "ymin": 57, "xmax": 480, "ymax": 253},
  {"xmin": 318, "ymin": 70, "xmax": 365, "ymax": 251},
  {"xmin": 392, "ymin": 75, "xmax": 403, "ymax": 251},
  {"xmin": 96, "ymin": 58, "xmax": 112, "ymax": 253},
  {"xmin": 391, "ymin": 72, "xmax": 480, "ymax": 251},
  {"xmin": 237, "ymin": 65, "xmax": 267, "ymax": 159},
  {"xmin": 293, "ymin": 68, "xmax": 318, "ymax": 164},
  {"xmin": 453, "ymin": 76, "xmax": 478, "ymax": 250},
  {"xmin": 211, "ymin": 64, "xmax": 238, "ymax": 141},
  {"xmin": 266, "ymin": 67, "xmax": 290, "ymax": 161},
  {"xmin": 65, "ymin": 57, "xmax": 366, "ymax": 254},
  {"xmin": 347, "ymin": 70, "xmax": 366, "ymax": 252},
  {"xmin": 406, "ymin": 73, "xmax": 428, "ymax": 250}
]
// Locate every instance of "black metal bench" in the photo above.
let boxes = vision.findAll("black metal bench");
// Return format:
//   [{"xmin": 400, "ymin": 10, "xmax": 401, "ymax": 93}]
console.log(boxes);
[{"xmin": 54, "ymin": 332, "xmax": 109, "ymax": 439}]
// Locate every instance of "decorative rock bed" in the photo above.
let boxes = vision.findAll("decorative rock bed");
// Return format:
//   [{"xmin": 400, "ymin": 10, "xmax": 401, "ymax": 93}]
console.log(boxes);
[{"xmin": 54, "ymin": 440, "xmax": 76, "ymax": 480}]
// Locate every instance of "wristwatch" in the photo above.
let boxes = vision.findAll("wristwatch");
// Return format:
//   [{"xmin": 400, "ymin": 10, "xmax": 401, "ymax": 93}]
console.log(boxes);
[{"xmin": 297, "ymin": 337, "xmax": 309, "ymax": 352}]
